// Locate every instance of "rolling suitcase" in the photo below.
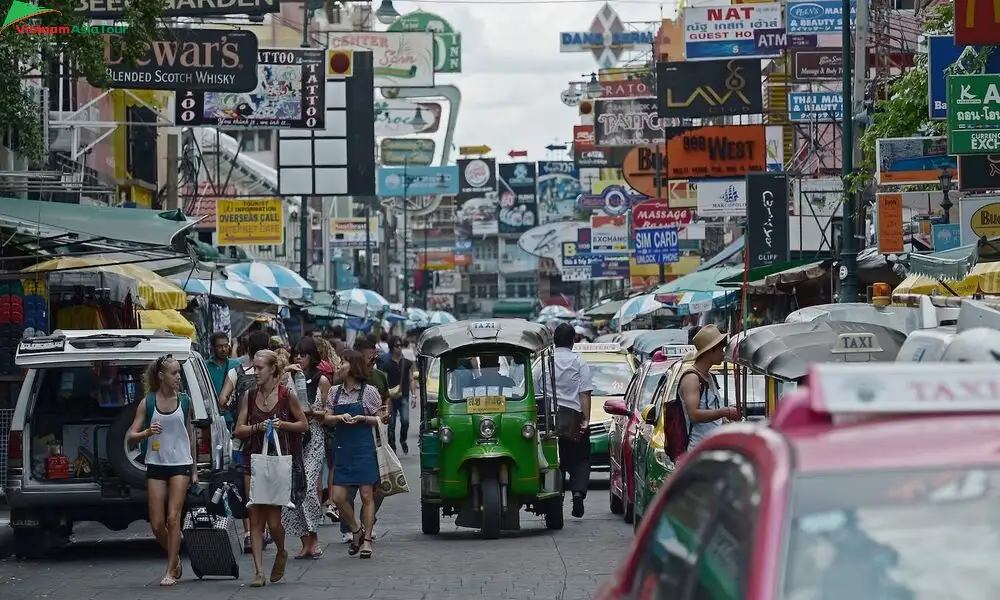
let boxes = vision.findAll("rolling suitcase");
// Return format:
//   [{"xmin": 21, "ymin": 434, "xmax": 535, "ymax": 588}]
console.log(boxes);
[{"xmin": 183, "ymin": 506, "xmax": 241, "ymax": 579}]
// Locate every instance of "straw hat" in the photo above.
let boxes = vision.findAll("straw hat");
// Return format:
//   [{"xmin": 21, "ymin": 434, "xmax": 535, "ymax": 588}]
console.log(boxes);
[{"xmin": 692, "ymin": 325, "xmax": 727, "ymax": 360}]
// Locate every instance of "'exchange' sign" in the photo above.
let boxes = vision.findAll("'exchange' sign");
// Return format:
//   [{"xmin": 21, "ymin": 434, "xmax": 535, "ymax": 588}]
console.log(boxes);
[{"xmin": 947, "ymin": 74, "xmax": 1000, "ymax": 154}]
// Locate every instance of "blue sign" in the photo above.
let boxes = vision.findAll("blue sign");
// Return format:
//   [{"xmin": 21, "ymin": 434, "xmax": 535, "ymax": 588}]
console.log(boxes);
[
  {"xmin": 927, "ymin": 35, "xmax": 1000, "ymax": 120},
  {"xmin": 561, "ymin": 241, "xmax": 602, "ymax": 268},
  {"xmin": 788, "ymin": 92, "xmax": 844, "ymax": 122},
  {"xmin": 933, "ymin": 223, "xmax": 961, "ymax": 252},
  {"xmin": 375, "ymin": 165, "xmax": 459, "ymax": 197},
  {"xmin": 634, "ymin": 227, "xmax": 680, "ymax": 265},
  {"xmin": 592, "ymin": 254, "xmax": 630, "ymax": 279},
  {"xmin": 576, "ymin": 185, "xmax": 646, "ymax": 216},
  {"xmin": 454, "ymin": 239, "xmax": 472, "ymax": 252},
  {"xmin": 786, "ymin": 0, "xmax": 857, "ymax": 34}
]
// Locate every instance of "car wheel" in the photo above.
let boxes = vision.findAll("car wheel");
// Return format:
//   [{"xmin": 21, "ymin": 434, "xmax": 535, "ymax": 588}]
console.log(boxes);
[
  {"xmin": 480, "ymin": 478, "xmax": 502, "ymax": 540},
  {"xmin": 544, "ymin": 496, "xmax": 564, "ymax": 530},
  {"xmin": 609, "ymin": 479, "xmax": 624, "ymax": 515},
  {"xmin": 12, "ymin": 528, "xmax": 46, "ymax": 559},
  {"xmin": 421, "ymin": 501, "xmax": 440, "ymax": 535},
  {"xmin": 107, "ymin": 402, "xmax": 148, "ymax": 489}
]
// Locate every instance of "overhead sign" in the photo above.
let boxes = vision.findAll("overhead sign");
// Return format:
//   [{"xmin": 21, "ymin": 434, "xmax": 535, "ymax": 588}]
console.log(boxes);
[
  {"xmin": 754, "ymin": 28, "xmax": 786, "ymax": 52},
  {"xmin": 330, "ymin": 218, "xmax": 380, "ymax": 249},
  {"xmin": 631, "ymin": 202, "xmax": 694, "ymax": 229},
  {"xmin": 746, "ymin": 173, "xmax": 789, "ymax": 269},
  {"xmin": 98, "ymin": 29, "xmax": 259, "ymax": 92},
  {"xmin": 959, "ymin": 194, "xmax": 1000, "ymax": 245},
  {"xmin": 576, "ymin": 185, "xmax": 645, "ymax": 216},
  {"xmin": 590, "ymin": 215, "xmax": 629, "ymax": 253},
  {"xmin": 875, "ymin": 137, "xmax": 956, "ymax": 185},
  {"xmin": 788, "ymin": 91, "xmax": 844, "ymax": 122},
  {"xmin": 216, "ymin": 198, "xmax": 283, "ymax": 245},
  {"xmin": 657, "ymin": 59, "xmax": 764, "ymax": 118},
  {"xmin": 958, "ymin": 154, "xmax": 1000, "ymax": 191},
  {"xmin": 374, "ymin": 100, "xmax": 442, "ymax": 136},
  {"xmin": 572, "ymin": 124, "xmax": 629, "ymax": 168},
  {"xmin": 559, "ymin": 2, "xmax": 655, "ymax": 69},
  {"xmin": 875, "ymin": 193, "xmax": 904, "ymax": 253},
  {"xmin": 621, "ymin": 125, "xmax": 767, "ymax": 188},
  {"xmin": 793, "ymin": 50, "xmax": 844, "ymax": 80},
  {"xmin": 457, "ymin": 158, "xmax": 499, "ymax": 235},
  {"xmin": 696, "ymin": 179, "xmax": 747, "ymax": 218},
  {"xmin": 497, "ymin": 162, "xmax": 538, "ymax": 234},
  {"xmin": 387, "ymin": 10, "xmax": 462, "ymax": 73},
  {"xmin": 327, "ymin": 32, "xmax": 435, "ymax": 88},
  {"xmin": 954, "ymin": 0, "xmax": 1000, "ymax": 45},
  {"xmin": 786, "ymin": 0, "xmax": 857, "ymax": 34},
  {"xmin": 634, "ymin": 227, "xmax": 680, "ymax": 265},
  {"xmin": 379, "ymin": 138, "xmax": 435, "ymax": 166},
  {"xmin": 927, "ymin": 35, "xmax": 1000, "ymax": 120},
  {"xmin": 77, "ymin": 0, "xmax": 278, "ymax": 17},
  {"xmin": 375, "ymin": 165, "xmax": 460, "ymax": 197},
  {"xmin": 601, "ymin": 77, "xmax": 655, "ymax": 98},
  {"xmin": 947, "ymin": 74, "xmax": 1000, "ymax": 154},
  {"xmin": 176, "ymin": 48, "xmax": 325, "ymax": 129},
  {"xmin": 683, "ymin": 3, "xmax": 783, "ymax": 61},
  {"xmin": 537, "ymin": 161, "xmax": 582, "ymax": 224},
  {"xmin": 594, "ymin": 98, "xmax": 666, "ymax": 147},
  {"xmin": 459, "ymin": 145, "xmax": 491, "ymax": 155}
]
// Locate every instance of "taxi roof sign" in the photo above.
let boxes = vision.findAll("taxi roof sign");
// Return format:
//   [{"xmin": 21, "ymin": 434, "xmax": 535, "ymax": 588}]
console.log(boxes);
[
  {"xmin": 468, "ymin": 320, "xmax": 500, "ymax": 340},
  {"xmin": 662, "ymin": 344, "xmax": 696, "ymax": 356},
  {"xmin": 573, "ymin": 342, "xmax": 623, "ymax": 353},
  {"xmin": 810, "ymin": 363, "xmax": 1000, "ymax": 415},
  {"xmin": 830, "ymin": 332, "xmax": 884, "ymax": 355}
]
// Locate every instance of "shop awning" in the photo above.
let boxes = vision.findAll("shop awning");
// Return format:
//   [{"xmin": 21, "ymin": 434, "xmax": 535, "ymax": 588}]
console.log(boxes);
[
  {"xmin": 0, "ymin": 198, "xmax": 196, "ymax": 249},
  {"xmin": 491, "ymin": 299, "xmax": 536, "ymax": 317},
  {"xmin": 653, "ymin": 266, "xmax": 743, "ymax": 300},
  {"xmin": 584, "ymin": 298, "xmax": 626, "ymax": 317},
  {"xmin": 893, "ymin": 261, "xmax": 1000, "ymax": 296},
  {"xmin": 717, "ymin": 259, "xmax": 827, "ymax": 289},
  {"xmin": 698, "ymin": 235, "xmax": 744, "ymax": 271},
  {"xmin": 22, "ymin": 256, "xmax": 188, "ymax": 310},
  {"xmin": 138, "ymin": 309, "xmax": 196, "ymax": 340}
]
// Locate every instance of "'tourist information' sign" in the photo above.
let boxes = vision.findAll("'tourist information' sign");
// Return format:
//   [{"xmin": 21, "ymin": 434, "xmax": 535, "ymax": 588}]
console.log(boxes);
[{"xmin": 947, "ymin": 74, "xmax": 1000, "ymax": 154}]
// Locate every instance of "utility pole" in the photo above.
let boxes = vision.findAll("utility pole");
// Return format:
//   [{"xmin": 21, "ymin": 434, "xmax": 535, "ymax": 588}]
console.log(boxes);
[
  {"xmin": 839, "ymin": 0, "xmax": 868, "ymax": 302},
  {"xmin": 298, "ymin": 3, "xmax": 312, "ymax": 279},
  {"xmin": 402, "ymin": 158, "xmax": 409, "ymax": 310},
  {"xmin": 165, "ymin": 133, "xmax": 179, "ymax": 211}
]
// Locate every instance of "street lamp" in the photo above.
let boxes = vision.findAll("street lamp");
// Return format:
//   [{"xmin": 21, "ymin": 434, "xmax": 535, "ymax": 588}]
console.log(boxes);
[
  {"xmin": 584, "ymin": 72, "xmax": 603, "ymax": 97},
  {"xmin": 375, "ymin": 0, "xmax": 400, "ymax": 24},
  {"xmin": 938, "ymin": 168, "xmax": 954, "ymax": 224},
  {"xmin": 410, "ymin": 106, "xmax": 427, "ymax": 129}
]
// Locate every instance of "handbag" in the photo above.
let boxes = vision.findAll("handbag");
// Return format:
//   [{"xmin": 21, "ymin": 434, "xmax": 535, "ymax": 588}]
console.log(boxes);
[
  {"xmin": 371, "ymin": 422, "xmax": 409, "ymax": 497},
  {"xmin": 247, "ymin": 421, "xmax": 295, "ymax": 508}
]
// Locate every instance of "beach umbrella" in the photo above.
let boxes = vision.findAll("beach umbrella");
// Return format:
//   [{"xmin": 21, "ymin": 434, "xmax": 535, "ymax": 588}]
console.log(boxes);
[{"xmin": 225, "ymin": 262, "xmax": 314, "ymax": 300}]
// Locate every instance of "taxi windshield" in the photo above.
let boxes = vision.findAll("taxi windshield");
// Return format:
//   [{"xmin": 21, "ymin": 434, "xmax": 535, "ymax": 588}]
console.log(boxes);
[
  {"xmin": 783, "ymin": 467, "xmax": 1000, "ymax": 600},
  {"xmin": 588, "ymin": 362, "xmax": 630, "ymax": 396},
  {"xmin": 443, "ymin": 353, "xmax": 528, "ymax": 402}
]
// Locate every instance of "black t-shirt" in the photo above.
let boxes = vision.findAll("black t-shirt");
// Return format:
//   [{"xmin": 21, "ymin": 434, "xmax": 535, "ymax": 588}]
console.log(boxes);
[{"xmin": 379, "ymin": 356, "xmax": 411, "ymax": 397}]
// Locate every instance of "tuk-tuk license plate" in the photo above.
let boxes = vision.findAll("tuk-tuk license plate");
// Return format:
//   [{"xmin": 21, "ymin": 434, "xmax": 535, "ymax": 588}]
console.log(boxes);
[{"xmin": 467, "ymin": 396, "xmax": 506, "ymax": 414}]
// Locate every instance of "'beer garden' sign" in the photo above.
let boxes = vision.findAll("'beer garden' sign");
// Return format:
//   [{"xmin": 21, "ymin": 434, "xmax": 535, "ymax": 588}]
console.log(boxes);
[{"xmin": 947, "ymin": 74, "xmax": 1000, "ymax": 154}]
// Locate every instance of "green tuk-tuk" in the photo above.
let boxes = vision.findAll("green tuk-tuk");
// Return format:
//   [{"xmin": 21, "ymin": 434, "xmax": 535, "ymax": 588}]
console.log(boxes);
[{"xmin": 416, "ymin": 319, "xmax": 564, "ymax": 538}]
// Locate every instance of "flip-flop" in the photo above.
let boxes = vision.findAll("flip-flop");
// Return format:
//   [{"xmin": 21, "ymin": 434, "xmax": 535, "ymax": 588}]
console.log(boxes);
[
  {"xmin": 159, "ymin": 575, "xmax": 177, "ymax": 587},
  {"xmin": 173, "ymin": 562, "xmax": 182, "ymax": 579},
  {"xmin": 270, "ymin": 549, "xmax": 288, "ymax": 583}
]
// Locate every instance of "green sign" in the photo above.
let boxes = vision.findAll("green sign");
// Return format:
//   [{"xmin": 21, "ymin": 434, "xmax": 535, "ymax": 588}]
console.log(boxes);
[
  {"xmin": 947, "ymin": 74, "xmax": 1000, "ymax": 154},
  {"xmin": 387, "ymin": 10, "xmax": 462, "ymax": 73}
]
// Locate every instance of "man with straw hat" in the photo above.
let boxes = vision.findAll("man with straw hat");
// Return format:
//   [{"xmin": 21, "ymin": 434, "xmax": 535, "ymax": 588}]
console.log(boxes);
[{"xmin": 679, "ymin": 325, "xmax": 738, "ymax": 452}]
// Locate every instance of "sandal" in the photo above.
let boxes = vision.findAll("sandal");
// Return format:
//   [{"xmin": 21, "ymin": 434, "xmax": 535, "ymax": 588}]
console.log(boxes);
[
  {"xmin": 243, "ymin": 534, "xmax": 252, "ymax": 554},
  {"xmin": 348, "ymin": 526, "xmax": 365, "ymax": 556},
  {"xmin": 159, "ymin": 575, "xmax": 177, "ymax": 587},
  {"xmin": 250, "ymin": 572, "xmax": 266, "ymax": 587},
  {"xmin": 270, "ymin": 549, "xmax": 288, "ymax": 583},
  {"xmin": 359, "ymin": 537, "xmax": 373, "ymax": 559},
  {"xmin": 172, "ymin": 562, "xmax": 182, "ymax": 579}
]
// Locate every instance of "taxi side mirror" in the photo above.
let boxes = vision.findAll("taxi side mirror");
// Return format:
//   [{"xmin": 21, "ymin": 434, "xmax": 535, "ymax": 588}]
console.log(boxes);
[
  {"xmin": 603, "ymin": 399, "xmax": 628, "ymax": 416},
  {"xmin": 641, "ymin": 404, "xmax": 657, "ymax": 425}
]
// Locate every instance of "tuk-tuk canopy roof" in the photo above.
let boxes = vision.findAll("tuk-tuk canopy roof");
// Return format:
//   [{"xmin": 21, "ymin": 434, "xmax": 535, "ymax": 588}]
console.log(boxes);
[
  {"xmin": 727, "ymin": 320, "xmax": 907, "ymax": 381},
  {"xmin": 416, "ymin": 319, "xmax": 553, "ymax": 358}
]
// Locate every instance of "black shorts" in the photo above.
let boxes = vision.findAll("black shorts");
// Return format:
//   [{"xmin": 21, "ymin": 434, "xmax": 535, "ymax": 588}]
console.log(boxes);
[{"xmin": 146, "ymin": 464, "xmax": 192, "ymax": 481}]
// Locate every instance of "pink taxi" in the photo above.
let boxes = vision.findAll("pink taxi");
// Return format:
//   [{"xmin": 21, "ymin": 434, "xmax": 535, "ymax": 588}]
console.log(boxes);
[{"xmin": 596, "ymin": 362, "xmax": 1000, "ymax": 600}]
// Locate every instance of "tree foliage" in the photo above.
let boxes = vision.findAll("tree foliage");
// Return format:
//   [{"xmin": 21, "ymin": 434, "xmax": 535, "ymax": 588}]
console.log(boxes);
[
  {"xmin": 851, "ymin": 2, "xmax": 961, "ymax": 193},
  {"xmin": 0, "ymin": 0, "xmax": 164, "ymax": 165}
]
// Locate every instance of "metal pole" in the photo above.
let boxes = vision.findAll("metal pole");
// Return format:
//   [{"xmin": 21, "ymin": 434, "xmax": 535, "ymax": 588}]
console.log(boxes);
[
  {"xmin": 402, "ymin": 158, "xmax": 409, "ymax": 310},
  {"xmin": 298, "ymin": 5, "xmax": 312, "ymax": 279},
  {"xmin": 423, "ymin": 220, "xmax": 429, "ymax": 309},
  {"xmin": 655, "ymin": 150, "xmax": 666, "ymax": 284},
  {"xmin": 838, "ymin": 0, "xmax": 862, "ymax": 302},
  {"xmin": 365, "ymin": 198, "xmax": 372, "ymax": 288}
]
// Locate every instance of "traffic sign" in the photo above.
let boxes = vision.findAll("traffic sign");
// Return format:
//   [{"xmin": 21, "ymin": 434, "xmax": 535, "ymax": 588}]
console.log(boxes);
[
  {"xmin": 508, "ymin": 149, "xmax": 527, "ymax": 158},
  {"xmin": 634, "ymin": 227, "xmax": 680, "ymax": 265},
  {"xmin": 947, "ymin": 74, "xmax": 1000, "ymax": 154},
  {"xmin": 459, "ymin": 145, "xmax": 491, "ymax": 155}
]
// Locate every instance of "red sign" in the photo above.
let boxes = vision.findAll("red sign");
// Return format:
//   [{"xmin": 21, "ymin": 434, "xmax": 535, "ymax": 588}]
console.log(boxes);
[
  {"xmin": 600, "ymin": 78, "xmax": 654, "ymax": 98},
  {"xmin": 955, "ymin": 0, "xmax": 1000, "ymax": 44},
  {"xmin": 508, "ymin": 149, "xmax": 527, "ymax": 158},
  {"xmin": 631, "ymin": 201, "xmax": 693, "ymax": 229},
  {"xmin": 573, "ymin": 125, "xmax": 595, "ymax": 151}
]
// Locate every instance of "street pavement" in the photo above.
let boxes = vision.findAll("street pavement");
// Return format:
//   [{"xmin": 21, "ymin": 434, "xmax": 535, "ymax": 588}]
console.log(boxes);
[{"xmin": 0, "ymin": 429, "xmax": 635, "ymax": 600}]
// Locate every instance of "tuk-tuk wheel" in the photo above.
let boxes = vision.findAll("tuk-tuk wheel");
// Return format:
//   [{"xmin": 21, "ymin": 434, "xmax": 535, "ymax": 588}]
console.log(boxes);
[
  {"xmin": 480, "ymin": 478, "xmax": 502, "ymax": 540},
  {"xmin": 544, "ymin": 496, "xmax": 564, "ymax": 530},
  {"xmin": 421, "ymin": 502, "xmax": 440, "ymax": 535}
]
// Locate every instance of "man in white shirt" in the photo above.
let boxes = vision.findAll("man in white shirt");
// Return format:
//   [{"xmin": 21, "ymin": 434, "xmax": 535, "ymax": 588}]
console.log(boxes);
[{"xmin": 534, "ymin": 323, "xmax": 594, "ymax": 518}]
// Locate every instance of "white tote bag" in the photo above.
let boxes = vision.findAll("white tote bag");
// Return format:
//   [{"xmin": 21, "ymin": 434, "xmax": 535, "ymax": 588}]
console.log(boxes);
[
  {"xmin": 371, "ymin": 422, "xmax": 409, "ymax": 497},
  {"xmin": 248, "ymin": 422, "xmax": 295, "ymax": 508}
]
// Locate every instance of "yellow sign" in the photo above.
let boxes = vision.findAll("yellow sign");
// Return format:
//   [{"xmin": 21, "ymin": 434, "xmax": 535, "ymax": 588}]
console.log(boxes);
[
  {"xmin": 970, "ymin": 202, "xmax": 1000, "ymax": 238},
  {"xmin": 217, "ymin": 198, "xmax": 284, "ymax": 245},
  {"xmin": 466, "ymin": 396, "xmax": 506, "ymax": 414},
  {"xmin": 459, "ymin": 145, "xmax": 491, "ymax": 155}
]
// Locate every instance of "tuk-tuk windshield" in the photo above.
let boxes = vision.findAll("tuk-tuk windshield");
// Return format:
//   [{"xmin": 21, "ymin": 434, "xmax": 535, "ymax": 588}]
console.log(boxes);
[{"xmin": 444, "ymin": 353, "xmax": 529, "ymax": 402}]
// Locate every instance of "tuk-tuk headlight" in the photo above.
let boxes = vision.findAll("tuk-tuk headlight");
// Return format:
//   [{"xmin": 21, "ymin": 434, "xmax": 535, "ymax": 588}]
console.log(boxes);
[
  {"xmin": 521, "ymin": 422, "xmax": 535, "ymax": 439},
  {"xmin": 439, "ymin": 426, "xmax": 453, "ymax": 444},
  {"xmin": 479, "ymin": 417, "xmax": 497, "ymax": 439}
]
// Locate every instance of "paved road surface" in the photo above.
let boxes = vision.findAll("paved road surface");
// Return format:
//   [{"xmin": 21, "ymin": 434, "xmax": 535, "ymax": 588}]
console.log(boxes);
[{"xmin": 0, "ymin": 430, "xmax": 634, "ymax": 600}]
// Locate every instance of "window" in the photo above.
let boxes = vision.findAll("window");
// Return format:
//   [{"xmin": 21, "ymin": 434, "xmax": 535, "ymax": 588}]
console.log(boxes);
[
  {"xmin": 587, "ymin": 361, "xmax": 631, "ymax": 396},
  {"xmin": 634, "ymin": 368, "xmax": 668, "ymax": 412},
  {"xmin": 443, "ymin": 352, "xmax": 529, "ymax": 402}
]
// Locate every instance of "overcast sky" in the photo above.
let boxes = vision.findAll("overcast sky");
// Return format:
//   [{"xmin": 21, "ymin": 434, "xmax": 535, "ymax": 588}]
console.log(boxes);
[{"xmin": 390, "ymin": 0, "xmax": 676, "ymax": 164}]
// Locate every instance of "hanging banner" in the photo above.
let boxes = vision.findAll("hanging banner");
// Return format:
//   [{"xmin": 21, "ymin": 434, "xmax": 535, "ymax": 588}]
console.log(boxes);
[
  {"xmin": 537, "ymin": 161, "xmax": 581, "ymax": 224},
  {"xmin": 176, "ymin": 48, "xmax": 325, "ymax": 128},
  {"xmin": 696, "ymin": 179, "xmax": 748, "ymax": 217},
  {"xmin": 875, "ymin": 193, "xmax": 905, "ymax": 254},
  {"xmin": 745, "ymin": 173, "xmax": 789, "ymax": 269},
  {"xmin": 497, "ymin": 162, "xmax": 538, "ymax": 234},
  {"xmin": 683, "ymin": 3, "xmax": 783, "ymax": 61},
  {"xmin": 590, "ymin": 214, "xmax": 629, "ymax": 253},
  {"xmin": 875, "ymin": 137, "xmax": 957, "ymax": 185},
  {"xmin": 456, "ymin": 158, "xmax": 499, "ymax": 236},
  {"xmin": 656, "ymin": 59, "xmax": 764, "ymax": 118},
  {"xmin": 217, "ymin": 198, "xmax": 283, "ymax": 245}
]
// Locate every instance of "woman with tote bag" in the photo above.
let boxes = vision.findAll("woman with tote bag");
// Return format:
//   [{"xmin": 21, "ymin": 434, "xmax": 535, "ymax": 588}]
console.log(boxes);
[{"xmin": 234, "ymin": 350, "xmax": 309, "ymax": 587}]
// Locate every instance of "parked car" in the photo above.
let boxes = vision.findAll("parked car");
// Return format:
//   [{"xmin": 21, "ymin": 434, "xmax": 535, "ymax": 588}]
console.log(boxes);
[
  {"xmin": 571, "ymin": 342, "xmax": 638, "ymax": 473},
  {"xmin": 5, "ymin": 330, "xmax": 231, "ymax": 558},
  {"xmin": 597, "ymin": 363, "xmax": 999, "ymax": 599},
  {"xmin": 605, "ymin": 359, "xmax": 674, "ymax": 524}
]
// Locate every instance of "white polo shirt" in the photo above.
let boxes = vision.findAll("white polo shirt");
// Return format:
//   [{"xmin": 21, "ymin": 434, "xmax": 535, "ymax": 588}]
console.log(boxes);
[{"xmin": 533, "ymin": 347, "xmax": 594, "ymax": 413}]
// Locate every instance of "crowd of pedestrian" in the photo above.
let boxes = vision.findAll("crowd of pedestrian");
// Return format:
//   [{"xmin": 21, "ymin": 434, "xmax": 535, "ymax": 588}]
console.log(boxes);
[{"xmin": 146, "ymin": 326, "xmax": 416, "ymax": 587}]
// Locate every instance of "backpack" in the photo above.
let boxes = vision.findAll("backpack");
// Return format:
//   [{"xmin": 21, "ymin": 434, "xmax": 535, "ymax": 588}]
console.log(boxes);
[
  {"xmin": 138, "ymin": 392, "xmax": 192, "ymax": 462},
  {"xmin": 664, "ymin": 369, "xmax": 708, "ymax": 463},
  {"xmin": 228, "ymin": 365, "xmax": 257, "ymax": 422}
]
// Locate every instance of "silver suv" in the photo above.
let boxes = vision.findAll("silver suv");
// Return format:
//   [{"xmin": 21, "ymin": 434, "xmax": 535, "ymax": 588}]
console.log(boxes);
[{"xmin": 5, "ymin": 330, "xmax": 231, "ymax": 558}]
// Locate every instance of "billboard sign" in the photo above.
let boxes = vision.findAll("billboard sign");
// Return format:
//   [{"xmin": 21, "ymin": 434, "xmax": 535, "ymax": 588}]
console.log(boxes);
[
  {"xmin": 559, "ymin": 2, "xmax": 655, "ymax": 69},
  {"xmin": 634, "ymin": 227, "xmax": 680, "ymax": 265},
  {"xmin": 374, "ymin": 100, "xmax": 442, "ymax": 136},
  {"xmin": 875, "ymin": 137, "xmax": 956, "ymax": 185},
  {"xmin": 788, "ymin": 91, "xmax": 844, "ymax": 122},
  {"xmin": 927, "ymin": 35, "xmax": 1000, "ymax": 120},
  {"xmin": 375, "ymin": 165, "xmax": 459, "ymax": 197},
  {"xmin": 497, "ymin": 162, "xmax": 538, "ymax": 234},
  {"xmin": 792, "ymin": 50, "xmax": 844, "ymax": 80},
  {"xmin": 683, "ymin": 3, "xmax": 783, "ymax": 61},
  {"xmin": 947, "ymin": 74, "xmax": 1000, "ymax": 154},
  {"xmin": 327, "ymin": 32, "xmax": 435, "ymax": 87},
  {"xmin": 786, "ymin": 0, "xmax": 857, "ymax": 34},
  {"xmin": 656, "ymin": 59, "xmax": 764, "ymax": 118}
]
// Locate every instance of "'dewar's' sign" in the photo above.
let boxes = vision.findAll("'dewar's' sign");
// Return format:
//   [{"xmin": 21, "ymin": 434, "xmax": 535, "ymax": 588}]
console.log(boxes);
[{"xmin": 95, "ymin": 29, "xmax": 259, "ymax": 92}]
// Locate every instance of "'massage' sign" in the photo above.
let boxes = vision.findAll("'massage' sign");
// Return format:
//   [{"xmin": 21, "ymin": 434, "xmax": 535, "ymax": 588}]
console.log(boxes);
[
  {"xmin": 98, "ymin": 29, "xmax": 259, "ymax": 92},
  {"xmin": 76, "ymin": 0, "xmax": 280, "ymax": 18},
  {"xmin": 793, "ymin": 50, "xmax": 843, "ymax": 80}
]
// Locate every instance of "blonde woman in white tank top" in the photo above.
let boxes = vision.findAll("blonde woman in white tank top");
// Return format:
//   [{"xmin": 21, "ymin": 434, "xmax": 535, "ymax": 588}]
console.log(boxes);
[{"xmin": 127, "ymin": 355, "xmax": 197, "ymax": 587}]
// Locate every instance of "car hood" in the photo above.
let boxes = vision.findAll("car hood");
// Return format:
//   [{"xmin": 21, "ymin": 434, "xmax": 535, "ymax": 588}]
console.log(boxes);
[{"xmin": 591, "ymin": 395, "xmax": 622, "ymax": 422}]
